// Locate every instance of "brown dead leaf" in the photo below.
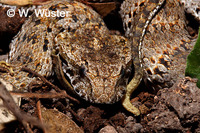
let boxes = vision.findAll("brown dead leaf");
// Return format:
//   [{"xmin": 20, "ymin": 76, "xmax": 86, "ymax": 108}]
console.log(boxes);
[
  {"xmin": 87, "ymin": 2, "xmax": 116, "ymax": 17},
  {"xmin": 41, "ymin": 108, "xmax": 84, "ymax": 133}
]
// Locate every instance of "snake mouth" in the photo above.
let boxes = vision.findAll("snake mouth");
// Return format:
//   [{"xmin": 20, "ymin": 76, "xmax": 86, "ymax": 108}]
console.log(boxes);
[
  {"xmin": 58, "ymin": 54, "xmax": 95, "ymax": 101},
  {"xmin": 58, "ymin": 54, "xmax": 74, "ymax": 89}
]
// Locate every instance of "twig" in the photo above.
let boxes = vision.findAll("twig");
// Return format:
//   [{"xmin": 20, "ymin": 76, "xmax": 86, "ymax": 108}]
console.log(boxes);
[
  {"xmin": 36, "ymin": 100, "xmax": 42, "ymax": 122},
  {"xmin": 10, "ymin": 91, "xmax": 80, "ymax": 104},
  {"xmin": 36, "ymin": 100, "xmax": 47, "ymax": 133},
  {"xmin": 21, "ymin": 67, "xmax": 61, "ymax": 92},
  {"xmin": 21, "ymin": 67, "xmax": 80, "ymax": 104},
  {"xmin": 0, "ymin": 82, "xmax": 46, "ymax": 132}
]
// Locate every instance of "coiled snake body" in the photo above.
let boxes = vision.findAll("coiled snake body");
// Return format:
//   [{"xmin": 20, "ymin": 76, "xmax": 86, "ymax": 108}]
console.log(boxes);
[{"xmin": 0, "ymin": 0, "xmax": 195, "ymax": 115}]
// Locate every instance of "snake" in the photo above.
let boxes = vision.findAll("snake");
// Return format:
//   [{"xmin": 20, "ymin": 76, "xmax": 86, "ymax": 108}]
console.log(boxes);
[{"xmin": 0, "ymin": 0, "xmax": 196, "ymax": 116}]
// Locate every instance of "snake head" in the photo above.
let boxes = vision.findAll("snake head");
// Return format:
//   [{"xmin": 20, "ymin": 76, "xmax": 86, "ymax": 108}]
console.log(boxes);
[
  {"xmin": 45, "ymin": 1, "xmax": 134, "ymax": 104},
  {"xmin": 55, "ymin": 29, "xmax": 133, "ymax": 103}
]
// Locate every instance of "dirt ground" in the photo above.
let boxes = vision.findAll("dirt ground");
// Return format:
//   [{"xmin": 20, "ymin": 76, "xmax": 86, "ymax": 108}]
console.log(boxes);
[{"xmin": 0, "ymin": 0, "xmax": 200, "ymax": 133}]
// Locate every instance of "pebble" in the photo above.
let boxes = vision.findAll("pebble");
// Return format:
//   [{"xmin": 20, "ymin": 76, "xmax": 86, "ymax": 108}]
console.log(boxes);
[
  {"xmin": 99, "ymin": 125, "xmax": 118, "ymax": 133},
  {"xmin": 125, "ymin": 122, "xmax": 143, "ymax": 133}
]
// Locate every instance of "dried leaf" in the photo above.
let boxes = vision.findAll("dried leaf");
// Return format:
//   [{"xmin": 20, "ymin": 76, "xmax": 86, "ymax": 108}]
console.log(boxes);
[
  {"xmin": 87, "ymin": 2, "xmax": 116, "ymax": 17},
  {"xmin": 41, "ymin": 108, "xmax": 84, "ymax": 133}
]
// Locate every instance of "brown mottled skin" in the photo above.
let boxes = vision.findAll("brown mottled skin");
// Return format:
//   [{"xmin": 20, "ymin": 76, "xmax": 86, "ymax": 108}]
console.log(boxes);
[
  {"xmin": 0, "ymin": 0, "xmax": 195, "ymax": 115},
  {"xmin": 120, "ymin": 0, "xmax": 195, "ymax": 114},
  {"xmin": 120, "ymin": 0, "xmax": 195, "ymax": 88},
  {"xmin": 2, "ymin": 0, "xmax": 133, "ymax": 104}
]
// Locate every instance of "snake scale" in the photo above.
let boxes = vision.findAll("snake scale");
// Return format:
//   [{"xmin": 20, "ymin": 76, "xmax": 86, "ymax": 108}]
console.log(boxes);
[{"xmin": 0, "ymin": 0, "xmax": 195, "ymax": 115}]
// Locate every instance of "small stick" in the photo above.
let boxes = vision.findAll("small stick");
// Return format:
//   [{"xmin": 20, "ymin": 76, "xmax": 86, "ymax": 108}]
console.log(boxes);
[
  {"xmin": 21, "ymin": 67, "xmax": 80, "ymax": 104},
  {"xmin": 10, "ymin": 91, "xmax": 80, "ymax": 104},
  {"xmin": 21, "ymin": 67, "xmax": 61, "ymax": 92},
  {"xmin": 0, "ymin": 82, "xmax": 46, "ymax": 132},
  {"xmin": 36, "ymin": 100, "xmax": 42, "ymax": 122},
  {"xmin": 36, "ymin": 100, "xmax": 47, "ymax": 133}
]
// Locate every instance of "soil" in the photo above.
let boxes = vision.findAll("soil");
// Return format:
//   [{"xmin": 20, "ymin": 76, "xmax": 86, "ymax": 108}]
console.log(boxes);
[{"xmin": 0, "ymin": 0, "xmax": 199, "ymax": 133}]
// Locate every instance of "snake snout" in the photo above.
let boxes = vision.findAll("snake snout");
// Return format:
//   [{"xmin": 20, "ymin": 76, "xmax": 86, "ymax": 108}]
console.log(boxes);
[{"xmin": 89, "ymin": 77, "xmax": 126, "ymax": 104}]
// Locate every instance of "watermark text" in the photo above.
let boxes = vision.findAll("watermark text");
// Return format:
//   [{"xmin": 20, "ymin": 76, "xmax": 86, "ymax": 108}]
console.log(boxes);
[{"xmin": 7, "ymin": 8, "xmax": 70, "ymax": 18}]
